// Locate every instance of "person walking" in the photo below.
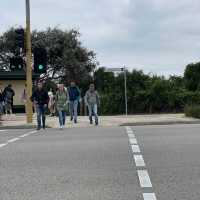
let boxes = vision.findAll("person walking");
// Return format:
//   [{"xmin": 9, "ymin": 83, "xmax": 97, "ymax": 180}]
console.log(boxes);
[
  {"xmin": 85, "ymin": 83, "xmax": 100, "ymax": 126},
  {"xmin": 21, "ymin": 84, "xmax": 27, "ymax": 114},
  {"xmin": 48, "ymin": 88, "xmax": 55, "ymax": 117},
  {"xmin": 3, "ymin": 84, "xmax": 15, "ymax": 115},
  {"xmin": 31, "ymin": 82, "xmax": 49, "ymax": 130},
  {"xmin": 68, "ymin": 81, "xmax": 81, "ymax": 123},
  {"xmin": 55, "ymin": 84, "xmax": 69, "ymax": 129},
  {"xmin": 0, "ymin": 88, "xmax": 5, "ymax": 120}
]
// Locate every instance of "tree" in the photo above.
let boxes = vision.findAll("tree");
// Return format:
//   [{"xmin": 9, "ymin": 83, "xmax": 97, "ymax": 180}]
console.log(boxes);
[
  {"xmin": 0, "ymin": 27, "xmax": 98, "ymax": 83},
  {"xmin": 184, "ymin": 62, "xmax": 200, "ymax": 91}
]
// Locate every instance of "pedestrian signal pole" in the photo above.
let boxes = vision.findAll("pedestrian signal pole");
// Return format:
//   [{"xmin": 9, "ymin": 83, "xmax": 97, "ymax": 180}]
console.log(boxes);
[{"xmin": 25, "ymin": 0, "xmax": 33, "ymax": 123}]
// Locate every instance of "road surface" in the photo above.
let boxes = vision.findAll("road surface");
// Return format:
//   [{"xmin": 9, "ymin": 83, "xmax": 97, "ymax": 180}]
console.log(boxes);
[{"xmin": 0, "ymin": 124, "xmax": 199, "ymax": 199}]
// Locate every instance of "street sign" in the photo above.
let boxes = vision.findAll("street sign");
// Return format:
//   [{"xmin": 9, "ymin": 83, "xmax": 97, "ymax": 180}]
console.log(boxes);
[
  {"xmin": 105, "ymin": 67, "xmax": 124, "ymax": 72},
  {"xmin": 104, "ymin": 66, "xmax": 128, "ymax": 115}
]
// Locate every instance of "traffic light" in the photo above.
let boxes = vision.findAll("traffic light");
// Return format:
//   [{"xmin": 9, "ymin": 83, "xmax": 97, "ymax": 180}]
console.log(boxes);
[
  {"xmin": 15, "ymin": 28, "xmax": 25, "ymax": 48},
  {"xmin": 10, "ymin": 57, "xmax": 24, "ymax": 71},
  {"xmin": 34, "ymin": 47, "xmax": 47, "ymax": 74}
]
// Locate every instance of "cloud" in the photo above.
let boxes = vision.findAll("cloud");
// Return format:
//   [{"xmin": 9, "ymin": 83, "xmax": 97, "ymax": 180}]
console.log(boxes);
[{"xmin": 1, "ymin": 0, "xmax": 200, "ymax": 76}]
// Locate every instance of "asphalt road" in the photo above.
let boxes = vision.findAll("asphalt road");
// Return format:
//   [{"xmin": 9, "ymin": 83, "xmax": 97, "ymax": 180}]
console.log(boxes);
[
  {"xmin": 0, "ymin": 124, "xmax": 200, "ymax": 200},
  {"xmin": 0, "ymin": 127, "xmax": 141, "ymax": 200},
  {"xmin": 133, "ymin": 124, "xmax": 200, "ymax": 200}
]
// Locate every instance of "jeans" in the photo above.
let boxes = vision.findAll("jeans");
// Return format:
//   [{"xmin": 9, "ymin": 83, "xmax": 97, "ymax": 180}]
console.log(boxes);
[
  {"xmin": 58, "ymin": 110, "xmax": 66, "ymax": 126},
  {"xmin": 88, "ymin": 104, "xmax": 98, "ymax": 124},
  {"xmin": 36, "ymin": 105, "xmax": 46, "ymax": 129},
  {"xmin": 0, "ymin": 102, "xmax": 4, "ymax": 114},
  {"xmin": 69, "ymin": 100, "xmax": 78, "ymax": 122}
]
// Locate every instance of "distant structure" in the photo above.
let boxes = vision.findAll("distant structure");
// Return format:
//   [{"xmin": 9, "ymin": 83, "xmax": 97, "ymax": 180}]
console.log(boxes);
[{"xmin": 0, "ymin": 71, "xmax": 39, "ymax": 112}]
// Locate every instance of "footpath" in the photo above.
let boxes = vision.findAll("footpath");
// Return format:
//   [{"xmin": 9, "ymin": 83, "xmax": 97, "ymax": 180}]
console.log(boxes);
[{"xmin": 0, "ymin": 113, "xmax": 200, "ymax": 129}]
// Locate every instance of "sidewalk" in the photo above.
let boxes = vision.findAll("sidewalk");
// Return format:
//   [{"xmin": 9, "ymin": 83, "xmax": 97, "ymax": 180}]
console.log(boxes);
[{"xmin": 0, "ymin": 113, "xmax": 200, "ymax": 129}]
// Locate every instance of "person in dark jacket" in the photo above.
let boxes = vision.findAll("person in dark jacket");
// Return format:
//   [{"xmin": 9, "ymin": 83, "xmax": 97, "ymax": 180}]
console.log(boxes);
[
  {"xmin": 3, "ymin": 84, "xmax": 15, "ymax": 115},
  {"xmin": 68, "ymin": 81, "xmax": 81, "ymax": 123},
  {"xmin": 31, "ymin": 82, "xmax": 49, "ymax": 130},
  {"xmin": 0, "ymin": 87, "xmax": 4, "ymax": 119}
]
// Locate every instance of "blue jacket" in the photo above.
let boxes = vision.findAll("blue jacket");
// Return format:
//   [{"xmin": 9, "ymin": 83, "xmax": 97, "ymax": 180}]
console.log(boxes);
[{"xmin": 68, "ymin": 86, "xmax": 80, "ymax": 101}]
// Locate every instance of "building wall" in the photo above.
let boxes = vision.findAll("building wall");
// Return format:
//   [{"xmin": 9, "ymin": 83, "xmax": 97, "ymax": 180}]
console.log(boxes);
[{"xmin": 0, "ymin": 80, "xmax": 26, "ymax": 106}]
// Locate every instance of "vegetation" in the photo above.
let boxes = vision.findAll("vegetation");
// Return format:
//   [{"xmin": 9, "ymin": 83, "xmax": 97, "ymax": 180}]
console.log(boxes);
[
  {"xmin": 185, "ymin": 105, "xmax": 200, "ymax": 119},
  {"xmin": 1, "ymin": 27, "xmax": 200, "ymax": 116}
]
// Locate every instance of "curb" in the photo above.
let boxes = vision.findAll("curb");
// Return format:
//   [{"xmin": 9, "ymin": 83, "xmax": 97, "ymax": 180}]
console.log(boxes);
[
  {"xmin": 0, "ymin": 125, "xmax": 51, "ymax": 130},
  {"xmin": 120, "ymin": 121, "xmax": 200, "ymax": 126}
]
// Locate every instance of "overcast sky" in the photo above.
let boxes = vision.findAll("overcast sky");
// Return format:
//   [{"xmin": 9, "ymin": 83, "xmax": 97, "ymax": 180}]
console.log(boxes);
[{"xmin": 1, "ymin": 0, "xmax": 200, "ymax": 76}]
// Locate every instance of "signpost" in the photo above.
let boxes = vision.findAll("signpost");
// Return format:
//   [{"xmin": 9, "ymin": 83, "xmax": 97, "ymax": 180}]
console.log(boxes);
[{"xmin": 105, "ymin": 67, "xmax": 128, "ymax": 116}]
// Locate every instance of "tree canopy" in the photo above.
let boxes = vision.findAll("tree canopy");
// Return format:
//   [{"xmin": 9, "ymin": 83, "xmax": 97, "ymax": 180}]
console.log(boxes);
[{"xmin": 0, "ymin": 27, "xmax": 98, "ymax": 83}]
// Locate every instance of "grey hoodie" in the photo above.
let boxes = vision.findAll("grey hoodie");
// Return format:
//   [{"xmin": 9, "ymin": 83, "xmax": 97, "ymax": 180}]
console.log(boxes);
[{"xmin": 85, "ymin": 90, "xmax": 100, "ymax": 106}]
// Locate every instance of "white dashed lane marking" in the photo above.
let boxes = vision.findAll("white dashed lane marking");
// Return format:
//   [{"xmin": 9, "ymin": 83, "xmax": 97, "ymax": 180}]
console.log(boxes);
[
  {"xmin": 134, "ymin": 155, "xmax": 146, "ymax": 167},
  {"xmin": 128, "ymin": 133, "xmax": 135, "ymax": 138},
  {"xmin": 0, "ymin": 130, "xmax": 6, "ymax": 132},
  {"xmin": 19, "ymin": 134, "xmax": 29, "ymax": 138},
  {"xmin": 131, "ymin": 144, "xmax": 141, "ymax": 153},
  {"xmin": 126, "ymin": 126, "xmax": 157, "ymax": 200},
  {"xmin": 7, "ymin": 138, "xmax": 20, "ymax": 143},
  {"xmin": 137, "ymin": 170, "xmax": 153, "ymax": 188},
  {"xmin": 143, "ymin": 193, "xmax": 157, "ymax": 200},
  {"xmin": 0, "ymin": 143, "xmax": 8, "ymax": 148},
  {"xmin": 0, "ymin": 130, "xmax": 38, "ymax": 149},
  {"xmin": 129, "ymin": 138, "xmax": 138, "ymax": 145}
]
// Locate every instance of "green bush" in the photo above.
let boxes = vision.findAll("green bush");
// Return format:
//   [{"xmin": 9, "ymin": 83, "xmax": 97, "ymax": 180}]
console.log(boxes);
[{"xmin": 184, "ymin": 104, "xmax": 200, "ymax": 118}]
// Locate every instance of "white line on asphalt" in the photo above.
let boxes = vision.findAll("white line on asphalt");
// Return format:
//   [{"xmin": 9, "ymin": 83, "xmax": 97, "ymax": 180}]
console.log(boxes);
[
  {"xmin": 134, "ymin": 155, "xmax": 146, "ymax": 167},
  {"xmin": 28, "ymin": 130, "xmax": 37, "ymax": 134},
  {"xmin": 129, "ymin": 138, "xmax": 138, "ymax": 145},
  {"xmin": 137, "ymin": 170, "xmax": 152, "ymax": 188},
  {"xmin": 19, "ymin": 134, "xmax": 29, "ymax": 138},
  {"xmin": 131, "ymin": 144, "xmax": 141, "ymax": 153},
  {"xmin": 0, "ymin": 130, "xmax": 6, "ymax": 132},
  {"xmin": 7, "ymin": 138, "xmax": 20, "ymax": 143},
  {"xmin": 143, "ymin": 193, "xmax": 157, "ymax": 200},
  {"xmin": 126, "ymin": 126, "xmax": 132, "ymax": 132},
  {"xmin": 128, "ymin": 133, "xmax": 135, "ymax": 138},
  {"xmin": 19, "ymin": 130, "xmax": 37, "ymax": 138},
  {"xmin": 127, "ymin": 130, "xmax": 133, "ymax": 134},
  {"xmin": 0, "ymin": 143, "xmax": 8, "ymax": 148}
]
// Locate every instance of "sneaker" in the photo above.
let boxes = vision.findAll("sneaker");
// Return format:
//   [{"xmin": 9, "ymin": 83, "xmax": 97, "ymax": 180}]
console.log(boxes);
[
  {"xmin": 37, "ymin": 127, "xmax": 41, "ymax": 131},
  {"xmin": 74, "ymin": 119, "xmax": 77, "ymax": 124},
  {"xmin": 60, "ymin": 125, "xmax": 63, "ymax": 130}
]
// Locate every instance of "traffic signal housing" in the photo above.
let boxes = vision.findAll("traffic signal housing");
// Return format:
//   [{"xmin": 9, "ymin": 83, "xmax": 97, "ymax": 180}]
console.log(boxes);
[
  {"xmin": 10, "ymin": 57, "xmax": 24, "ymax": 71},
  {"xmin": 34, "ymin": 47, "xmax": 47, "ymax": 74},
  {"xmin": 15, "ymin": 28, "xmax": 25, "ymax": 48}
]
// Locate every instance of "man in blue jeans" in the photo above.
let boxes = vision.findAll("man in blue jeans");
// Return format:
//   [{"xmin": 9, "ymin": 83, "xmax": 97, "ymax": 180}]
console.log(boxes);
[
  {"xmin": 68, "ymin": 81, "xmax": 81, "ymax": 123},
  {"xmin": 85, "ymin": 83, "xmax": 100, "ymax": 126},
  {"xmin": 31, "ymin": 82, "xmax": 49, "ymax": 130}
]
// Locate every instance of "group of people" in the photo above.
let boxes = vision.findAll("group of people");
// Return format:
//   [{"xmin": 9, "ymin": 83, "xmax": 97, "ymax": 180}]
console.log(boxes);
[
  {"xmin": 0, "ymin": 84, "xmax": 15, "ymax": 118},
  {"xmin": 31, "ymin": 81, "xmax": 100, "ymax": 130}
]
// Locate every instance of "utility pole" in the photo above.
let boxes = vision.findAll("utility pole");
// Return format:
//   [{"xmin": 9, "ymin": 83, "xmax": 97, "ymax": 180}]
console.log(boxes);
[
  {"xmin": 25, "ymin": 0, "xmax": 33, "ymax": 123},
  {"xmin": 124, "ymin": 66, "xmax": 128, "ymax": 116}
]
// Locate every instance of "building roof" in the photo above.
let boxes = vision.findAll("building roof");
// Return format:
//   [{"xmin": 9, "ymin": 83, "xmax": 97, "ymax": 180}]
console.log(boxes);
[{"xmin": 0, "ymin": 70, "xmax": 39, "ymax": 80}]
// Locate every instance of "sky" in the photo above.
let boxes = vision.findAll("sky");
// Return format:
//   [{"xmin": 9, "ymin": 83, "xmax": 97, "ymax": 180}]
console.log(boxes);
[{"xmin": 0, "ymin": 0, "xmax": 200, "ymax": 76}]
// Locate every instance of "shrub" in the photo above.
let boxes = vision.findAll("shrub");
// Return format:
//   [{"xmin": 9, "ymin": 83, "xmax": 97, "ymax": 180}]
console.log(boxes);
[{"xmin": 184, "ymin": 104, "xmax": 200, "ymax": 118}]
